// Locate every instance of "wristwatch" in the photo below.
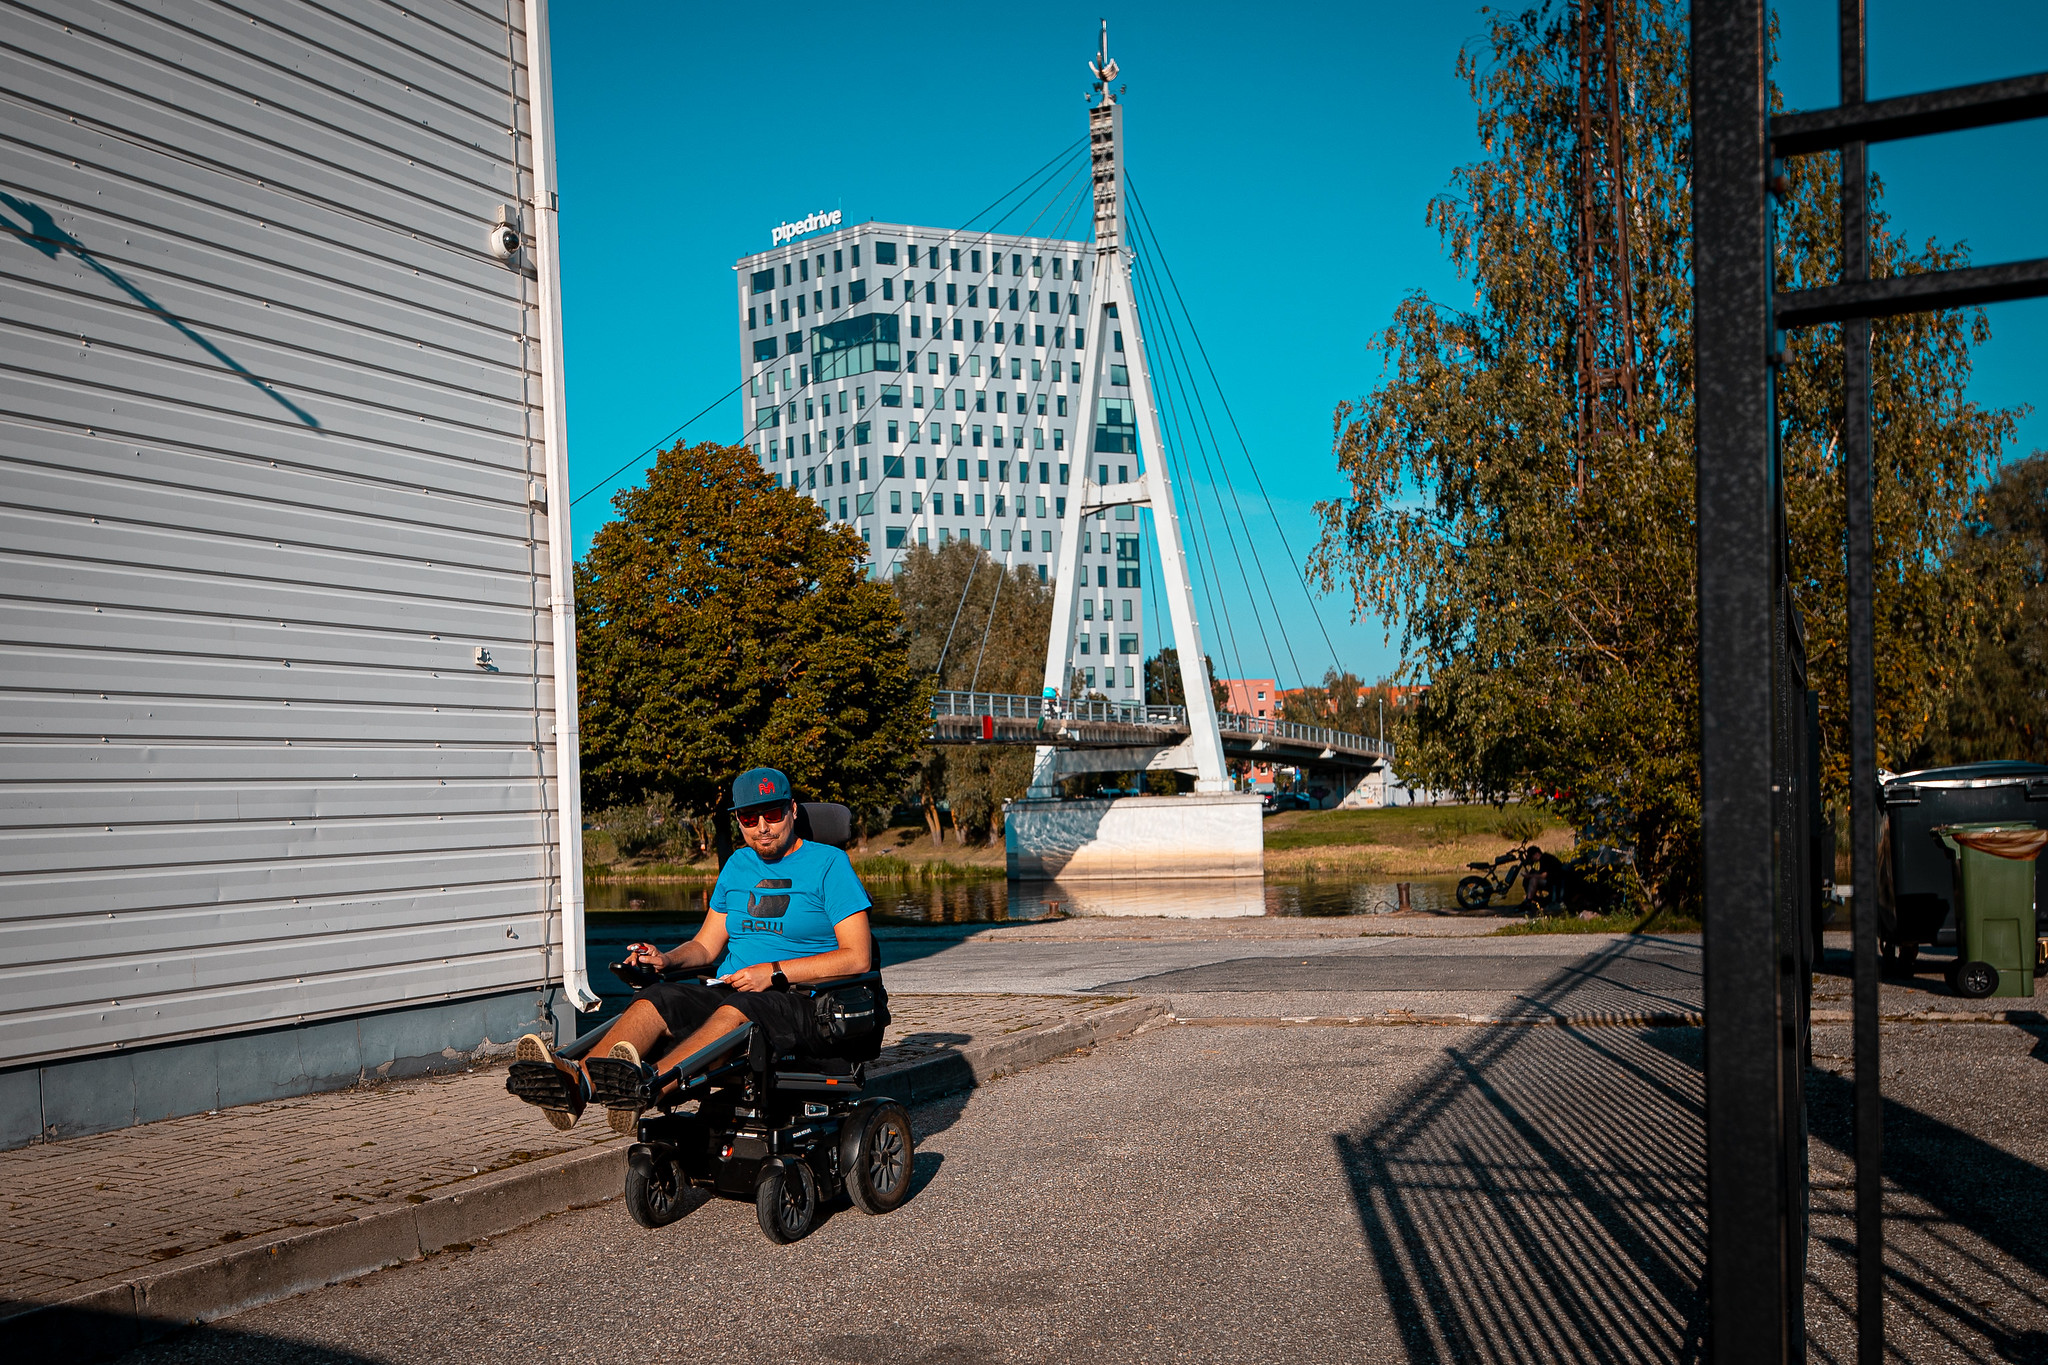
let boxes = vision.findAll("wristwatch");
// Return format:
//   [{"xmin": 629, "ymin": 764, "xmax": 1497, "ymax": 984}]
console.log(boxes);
[{"xmin": 770, "ymin": 962, "xmax": 788, "ymax": 989}]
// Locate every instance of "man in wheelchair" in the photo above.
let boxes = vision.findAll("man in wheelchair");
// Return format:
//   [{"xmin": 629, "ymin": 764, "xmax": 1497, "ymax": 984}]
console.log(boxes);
[{"xmin": 507, "ymin": 767, "xmax": 912, "ymax": 1242}]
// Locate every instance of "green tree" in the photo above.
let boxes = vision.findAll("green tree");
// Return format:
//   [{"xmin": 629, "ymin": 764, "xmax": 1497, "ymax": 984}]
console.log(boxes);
[
  {"xmin": 1910, "ymin": 452, "xmax": 2045, "ymax": 765},
  {"xmin": 892, "ymin": 541, "xmax": 1052, "ymax": 842},
  {"xmin": 576, "ymin": 441, "xmax": 929, "ymax": 843},
  {"xmin": 1308, "ymin": 3, "xmax": 2019, "ymax": 909}
]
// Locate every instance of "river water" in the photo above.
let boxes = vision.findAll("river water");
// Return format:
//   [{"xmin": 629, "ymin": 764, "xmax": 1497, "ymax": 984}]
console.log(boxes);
[{"xmin": 586, "ymin": 872, "xmax": 1480, "ymax": 925}]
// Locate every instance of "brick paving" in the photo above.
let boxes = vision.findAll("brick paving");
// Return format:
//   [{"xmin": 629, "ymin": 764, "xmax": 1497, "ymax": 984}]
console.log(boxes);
[{"xmin": 0, "ymin": 993, "xmax": 1117, "ymax": 1306}]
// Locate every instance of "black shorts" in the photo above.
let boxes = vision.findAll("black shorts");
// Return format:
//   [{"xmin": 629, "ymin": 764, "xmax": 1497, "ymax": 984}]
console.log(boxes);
[{"xmin": 634, "ymin": 981, "xmax": 825, "ymax": 1057}]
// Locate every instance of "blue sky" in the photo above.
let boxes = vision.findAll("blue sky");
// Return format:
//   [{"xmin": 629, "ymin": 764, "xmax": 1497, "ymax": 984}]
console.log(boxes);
[{"xmin": 549, "ymin": 1, "xmax": 2047, "ymax": 691}]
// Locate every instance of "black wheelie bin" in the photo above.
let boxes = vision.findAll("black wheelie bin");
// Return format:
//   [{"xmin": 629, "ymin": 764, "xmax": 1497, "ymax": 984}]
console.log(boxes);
[{"xmin": 1876, "ymin": 761, "xmax": 2048, "ymax": 975}]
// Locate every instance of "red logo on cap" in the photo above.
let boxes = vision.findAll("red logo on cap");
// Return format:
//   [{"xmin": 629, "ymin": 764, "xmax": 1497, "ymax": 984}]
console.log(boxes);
[{"xmin": 758, "ymin": 778, "xmax": 776, "ymax": 795}]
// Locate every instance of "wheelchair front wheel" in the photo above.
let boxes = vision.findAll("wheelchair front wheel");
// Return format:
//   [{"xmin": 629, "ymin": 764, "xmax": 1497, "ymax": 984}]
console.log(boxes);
[
  {"xmin": 756, "ymin": 1160, "xmax": 818, "ymax": 1244},
  {"xmin": 845, "ymin": 1102, "xmax": 915, "ymax": 1215},
  {"xmin": 624, "ymin": 1145, "xmax": 689, "ymax": 1229}
]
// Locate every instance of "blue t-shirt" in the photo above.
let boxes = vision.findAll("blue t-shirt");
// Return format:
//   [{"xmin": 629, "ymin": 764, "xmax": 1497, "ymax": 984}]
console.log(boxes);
[{"xmin": 708, "ymin": 840, "xmax": 871, "ymax": 975}]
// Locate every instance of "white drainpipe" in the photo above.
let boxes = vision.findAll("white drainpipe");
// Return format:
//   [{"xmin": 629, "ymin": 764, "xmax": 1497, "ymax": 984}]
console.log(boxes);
[{"xmin": 523, "ymin": 0, "xmax": 598, "ymax": 1013}]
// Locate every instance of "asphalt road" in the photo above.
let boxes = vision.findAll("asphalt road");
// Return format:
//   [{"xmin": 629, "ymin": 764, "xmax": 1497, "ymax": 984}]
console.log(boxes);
[{"xmin": 104, "ymin": 932, "xmax": 2044, "ymax": 1365}]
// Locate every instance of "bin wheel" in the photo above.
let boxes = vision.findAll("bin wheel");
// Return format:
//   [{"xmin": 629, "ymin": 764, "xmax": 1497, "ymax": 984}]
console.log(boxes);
[
  {"xmin": 623, "ymin": 1146, "xmax": 689, "ymax": 1229},
  {"xmin": 1952, "ymin": 960, "xmax": 1999, "ymax": 1000},
  {"xmin": 845, "ymin": 1102, "xmax": 915, "ymax": 1215},
  {"xmin": 1456, "ymin": 876, "xmax": 1493, "ymax": 911},
  {"xmin": 756, "ymin": 1161, "xmax": 818, "ymax": 1244}
]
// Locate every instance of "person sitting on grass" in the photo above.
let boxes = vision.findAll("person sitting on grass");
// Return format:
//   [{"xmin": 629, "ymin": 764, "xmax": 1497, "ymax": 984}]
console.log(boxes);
[{"xmin": 507, "ymin": 767, "xmax": 875, "ymax": 1135}]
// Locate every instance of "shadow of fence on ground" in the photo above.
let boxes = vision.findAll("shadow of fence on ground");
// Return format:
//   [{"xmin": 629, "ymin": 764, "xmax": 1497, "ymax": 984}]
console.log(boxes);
[{"xmin": 1333, "ymin": 939, "xmax": 1708, "ymax": 1364}]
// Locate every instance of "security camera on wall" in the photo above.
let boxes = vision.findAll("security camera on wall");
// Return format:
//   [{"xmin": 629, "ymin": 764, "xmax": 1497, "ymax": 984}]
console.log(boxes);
[{"xmin": 489, "ymin": 203, "xmax": 522, "ymax": 262}]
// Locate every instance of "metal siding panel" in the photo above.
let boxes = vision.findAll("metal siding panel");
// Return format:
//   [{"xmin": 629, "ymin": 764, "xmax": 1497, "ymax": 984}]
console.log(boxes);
[
  {"xmin": 0, "ymin": 125, "xmax": 528, "ymax": 341},
  {"xmin": 1, "ymin": 950, "xmax": 551, "ymax": 1062},
  {"xmin": 5, "ymin": 273, "xmax": 528, "ymax": 432},
  {"xmin": 0, "ymin": 32, "xmax": 514, "ymax": 253},
  {"xmin": 2, "ymin": 514, "xmax": 541, "ymax": 608},
  {"xmin": 0, "ymin": 451, "xmax": 536, "ymax": 566},
  {"xmin": 2, "ymin": 846, "xmax": 552, "ymax": 919},
  {"xmin": 0, "ymin": 777, "xmax": 546, "ymax": 826},
  {"xmin": 0, "ymin": 0, "xmax": 562, "ymax": 1069},
  {"xmin": 0, "ymin": 607, "xmax": 543, "ymax": 690},
  {"xmin": 32, "ymin": 0, "xmax": 520, "ymax": 177}
]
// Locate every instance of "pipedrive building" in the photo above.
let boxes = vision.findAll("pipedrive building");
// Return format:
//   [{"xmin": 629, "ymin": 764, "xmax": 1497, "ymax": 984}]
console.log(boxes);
[{"xmin": 733, "ymin": 222, "xmax": 1152, "ymax": 700}]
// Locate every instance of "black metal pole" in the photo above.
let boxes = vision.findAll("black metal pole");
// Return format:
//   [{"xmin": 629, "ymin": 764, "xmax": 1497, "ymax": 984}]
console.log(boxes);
[
  {"xmin": 1692, "ymin": 1, "xmax": 1788, "ymax": 1358},
  {"xmin": 1838, "ymin": 2, "xmax": 1884, "ymax": 1360}
]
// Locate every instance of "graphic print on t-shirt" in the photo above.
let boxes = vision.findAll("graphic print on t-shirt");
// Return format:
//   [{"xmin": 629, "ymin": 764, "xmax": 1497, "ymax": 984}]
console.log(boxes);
[{"xmin": 747, "ymin": 878, "xmax": 792, "ymax": 918}]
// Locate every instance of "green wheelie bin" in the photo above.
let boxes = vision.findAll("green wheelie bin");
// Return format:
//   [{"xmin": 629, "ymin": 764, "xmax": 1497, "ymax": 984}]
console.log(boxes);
[{"xmin": 1934, "ymin": 822, "xmax": 2046, "ymax": 999}]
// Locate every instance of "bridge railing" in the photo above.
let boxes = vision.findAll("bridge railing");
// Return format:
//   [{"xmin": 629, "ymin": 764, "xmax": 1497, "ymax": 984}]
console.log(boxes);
[
  {"xmin": 929, "ymin": 690, "xmax": 1185, "ymax": 726},
  {"xmin": 927, "ymin": 690, "xmax": 1391, "ymax": 760},
  {"xmin": 1215, "ymin": 710, "xmax": 1392, "ymax": 760}
]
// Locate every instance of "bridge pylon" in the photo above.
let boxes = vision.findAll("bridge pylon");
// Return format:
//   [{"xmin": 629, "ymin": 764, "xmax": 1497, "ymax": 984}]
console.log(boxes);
[{"xmin": 1032, "ymin": 22, "xmax": 1230, "ymax": 799}]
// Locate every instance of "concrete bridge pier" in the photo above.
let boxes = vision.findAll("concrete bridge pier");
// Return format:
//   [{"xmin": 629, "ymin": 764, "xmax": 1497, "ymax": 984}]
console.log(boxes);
[
  {"xmin": 1004, "ymin": 791, "xmax": 1264, "ymax": 880},
  {"xmin": 1008, "ymin": 743, "xmax": 1262, "ymax": 879}
]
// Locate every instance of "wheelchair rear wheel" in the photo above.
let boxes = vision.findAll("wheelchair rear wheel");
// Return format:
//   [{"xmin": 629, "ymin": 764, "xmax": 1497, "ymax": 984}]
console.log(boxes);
[
  {"xmin": 756, "ymin": 1160, "xmax": 819, "ymax": 1243},
  {"xmin": 845, "ymin": 1102, "xmax": 915, "ymax": 1215},
  {"xmin": 624, "ymin": 1146, "xmax": 689, "ymax": 1229}
]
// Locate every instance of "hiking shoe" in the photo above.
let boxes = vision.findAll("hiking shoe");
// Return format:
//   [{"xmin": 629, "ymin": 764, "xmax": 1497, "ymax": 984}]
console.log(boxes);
[
  {"xmin": 507, "ymin": 1033, "xmax": 585, "ymax": 1130},
  {"xmin": 586, "ymin": 1041, "xmax": 649, "ymax": 1137}
]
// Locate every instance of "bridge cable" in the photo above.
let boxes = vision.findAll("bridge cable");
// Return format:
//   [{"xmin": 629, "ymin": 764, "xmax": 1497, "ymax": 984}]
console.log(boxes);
[
  {"xmin": 1126, "ymin": 263, "xmax": 1253, "ymax": 700},
  {"xmin": 1126, "ymin": 222, "xmax": 1304, "ymax": 692},
  {"xmin": 1130, "ymin": 250, "xmax": 1284, "ymax": 692},
  {"xmin": 965, "ymin": 564, "xmax": 1006, "ymax": 695},
  {"xmin": 1128, "ymin": 177, "xmax": 1347, "ymax": 685},
  {"xmin": 576, "ymin": 137, "xmax": 1087, "ymax": 511}
]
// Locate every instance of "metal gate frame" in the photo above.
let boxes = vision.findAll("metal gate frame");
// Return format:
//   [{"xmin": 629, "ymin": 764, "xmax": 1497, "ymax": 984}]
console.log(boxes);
[{"xmin": 1693, "ymin": 3, "xmax": 2048, "ymax": 1359}]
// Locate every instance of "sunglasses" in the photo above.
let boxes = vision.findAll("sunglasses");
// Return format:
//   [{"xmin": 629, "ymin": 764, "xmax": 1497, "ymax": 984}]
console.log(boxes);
[{"xmin": 735, "ymin": 802, "xmax": 793, "ymax": 829}]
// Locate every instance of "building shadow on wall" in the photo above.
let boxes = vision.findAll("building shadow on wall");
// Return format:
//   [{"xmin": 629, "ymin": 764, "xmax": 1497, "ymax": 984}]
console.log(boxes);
[
  {"xmin": 1333, "ymin": 939, "xmax": 1709, "ymax": 1364},
  {"xmin": 0, "ymin": 192, "xmax": 320, "ymax": 428}
]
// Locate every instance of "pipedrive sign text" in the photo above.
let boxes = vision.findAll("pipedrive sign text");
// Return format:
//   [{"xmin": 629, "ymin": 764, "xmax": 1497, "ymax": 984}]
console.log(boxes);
[{"xmin": 773, "ymin": 209, "xmax": 842, "ymax": 246}]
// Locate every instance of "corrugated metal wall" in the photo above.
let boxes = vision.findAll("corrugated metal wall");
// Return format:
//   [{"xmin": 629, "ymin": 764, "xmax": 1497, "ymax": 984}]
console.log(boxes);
[{"xmin": 0, "ymin": 0, "xmax": 568, "ymax": 1069}]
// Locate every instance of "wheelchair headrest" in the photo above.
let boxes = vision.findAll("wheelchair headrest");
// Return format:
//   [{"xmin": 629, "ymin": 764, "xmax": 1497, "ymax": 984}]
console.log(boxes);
[{"xmin": 796, "ymin": 802, "xmax": 853, "ymax": 849}]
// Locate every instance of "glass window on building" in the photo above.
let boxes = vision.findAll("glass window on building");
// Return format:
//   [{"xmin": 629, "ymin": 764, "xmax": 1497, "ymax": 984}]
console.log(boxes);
[
  {"xmin": 972, "ymin": 425, "xmax": 984, "ymax": 448},
  {"xmin": 951, "ymin": 423, "xmax": 963, "ymax": 446},
  {"xmin": 885, "ymin": 526, "xmax": 906, "ymax": 548},
  {"xmin": 1008, "ymin": 288, "xmax": 1019, "ymax": 310},
  {"xmin": 837, "ymin": 496, "xmax": 847, "ymax": 519},
  {"xmin": 979, "ymin": 529, "xmax": 991, "ymax": 549},
  {"xmin": 1094, "ymin": 398, "xmax": 1136, "ymax": 454},
  {"xmin": 833, "ymin": 249, "xmax": 843, "ymax": 272},
  {"xmin": 751, "ymin": 269, "xmax": 774, "ymax": 294},
  {"xmin": 951, "ymin": 319, "xmax": 963, "ymax": 341},
  {"xmin": 854, "ymin": 423, "xmax": 871, "ymax": 448},
  {"xmin": 1034, "ymin": 325, "xmax": 1045, "ymax": 347},
  {"xmin": 950, "ymin": 248, "xmax": 961, "ymax": 270},
  {"xmin": 1053, "ymin": 429, "xmax": 1065, "ymax": 451},
  {"xmin": 889, "ymin": 490, "xmax": 902, "ymax": 513},
  {"xmin": 849, "ymin": 280, "xmax": 867, "ymax": 303},
  {"xmin": 1085, "ymin": 667, "xmax": 1097, "ymax": 688},
  {"xmin": 954, "ymin": 388, "xmax": 966, "ymax": 410},
  {"xmin": 1036, "ymin": 496, "xmax": 1048, "ymax": 517},
  {"xmin": 973, "ymin": 493, "xmax": 985, "ymax": 516},
  {"xmin": 811, "ymin": 314, "xmax": 902, "ymax": 382},
  {"xmin": 1051, "ymin": 258, "xmax": 1064, "ymax": 279},
  {"xmin": 856, "ymin": 492, "xmax": 875, "ymax": 515},
  {"xmin": 1120, "ymin": 634, "xmax": 1139, "ymax": 656},
  {"xmin": 875, "ymin": 241, "xmax": 897, "ymax": 265},
  {"xmin": 919, "ymin": 526, "xmax": 929, "ymax": 546},
  {"xmin": 881, "ymin": 384, "xmax": 902, "ymax": 407},
  {"xmin": 830, "ymin": 285, "xmax": 840, "ymax": 308},
  {"xmin": 915, "ymin": 456, "xmax": 927, "ymax": 478},
  {"xmin": 882, "ymin": 453, "xmax": 904, "ymax": 478},
  {"xmin": 1082, "ymin": 598, "xmax": 1094, "ymax": 620},
  {"xmin": 753, "ymin": 338, "xmax": 777, "ymax": 362},
  {"xmin": 748, "ymin": 306, "xmax": 757, "ymax": 330},
  {"xmin": 1110, "ymin": 364, "xmax": 1129, "ymax": 386},
  {"xmin": 954, "ymin": 492, "xmax": 966, "ymax": 515},
  {"xmin": 887, "ymin": 420, "xmax": 899, "ymax": 443}
]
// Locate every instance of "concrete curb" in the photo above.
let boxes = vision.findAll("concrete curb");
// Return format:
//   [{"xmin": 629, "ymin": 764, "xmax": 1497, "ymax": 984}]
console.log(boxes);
[{"xmin": 4, "ymin": 995, "xmax": 1168, "ymax": 1359}]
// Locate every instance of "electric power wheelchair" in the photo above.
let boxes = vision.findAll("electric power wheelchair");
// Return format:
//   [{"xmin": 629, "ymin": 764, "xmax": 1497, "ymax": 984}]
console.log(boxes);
[{"xmin": 546, "ymin": 802, "xmax": 914, "ymax": 1244}]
